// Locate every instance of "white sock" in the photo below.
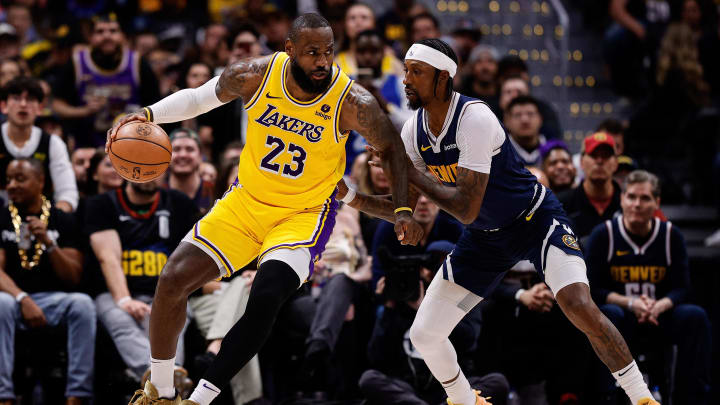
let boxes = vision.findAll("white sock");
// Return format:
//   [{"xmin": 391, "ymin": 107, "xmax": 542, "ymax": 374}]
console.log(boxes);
[
  {"xmin": 613, "ymin": 361, "xmax": 653, "ymax": 404},
  {"xmin": 442, "ymin": 368, "xmax": 476, "ymax": 405},
  {"xmin": 189, "ymin": 379, "xmax": 221, "ymax": 405},
  {"xmin": 150, "ymin": 356, "xmax": 176, "ymax": 399}
]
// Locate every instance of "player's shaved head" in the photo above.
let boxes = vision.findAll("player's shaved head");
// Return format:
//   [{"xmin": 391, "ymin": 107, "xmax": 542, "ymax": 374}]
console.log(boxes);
[{"xmin": 288, "ymin": 13, "xmax": 331, "ymax": 43}]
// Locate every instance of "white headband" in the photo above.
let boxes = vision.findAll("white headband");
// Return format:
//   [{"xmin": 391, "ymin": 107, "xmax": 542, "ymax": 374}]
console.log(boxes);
[{"xmin": 405, "ymin": 43, "xmax": 457, "ymax": 78}]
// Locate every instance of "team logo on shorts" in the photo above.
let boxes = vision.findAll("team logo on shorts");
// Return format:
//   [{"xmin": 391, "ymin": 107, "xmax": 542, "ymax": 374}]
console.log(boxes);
[{"xmin": 562, "ymin": 234, "xmax": 580, "ymax": 250}]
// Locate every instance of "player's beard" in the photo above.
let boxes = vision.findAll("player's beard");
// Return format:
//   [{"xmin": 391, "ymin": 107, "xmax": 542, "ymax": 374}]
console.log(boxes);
[
  {"xmin": 407, "ymin": 91, "xmax": 425, "ymax": 110},
  {"xmin": 290, "ymin": 58, "xmax": 332, "ymax": 94}
]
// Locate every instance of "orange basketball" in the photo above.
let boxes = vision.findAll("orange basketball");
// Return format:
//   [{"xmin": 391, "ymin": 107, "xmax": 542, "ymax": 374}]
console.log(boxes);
[{"xmin": 109, "ymin": 121, "xmax": 171, "ymax": 183}]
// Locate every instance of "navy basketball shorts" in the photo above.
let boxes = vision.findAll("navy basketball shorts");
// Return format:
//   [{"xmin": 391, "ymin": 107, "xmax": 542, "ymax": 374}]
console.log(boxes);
[{"xmin": 441, "ymin": 193, "xmax": 584, "ymax": 298}]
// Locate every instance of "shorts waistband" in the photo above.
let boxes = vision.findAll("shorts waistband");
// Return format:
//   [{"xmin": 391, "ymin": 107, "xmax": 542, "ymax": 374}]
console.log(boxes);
[{"xmin": 480, "ymin": 183, "xmax": 547, "ymax": 233}]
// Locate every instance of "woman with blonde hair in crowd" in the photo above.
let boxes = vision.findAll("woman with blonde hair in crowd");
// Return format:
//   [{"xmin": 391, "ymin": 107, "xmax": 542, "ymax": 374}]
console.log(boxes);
[
  {"xmin": 348, "ymin": 151, "xmax": 392, "ymax": 251},
  {"xmin": 656, "ymin": 22, "xmax": 710, "ymax": 107}
]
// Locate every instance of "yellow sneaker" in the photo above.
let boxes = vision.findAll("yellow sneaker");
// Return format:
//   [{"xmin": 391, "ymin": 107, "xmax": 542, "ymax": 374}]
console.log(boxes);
[
  {"xmin": 446, "ymin": 390, "xmax": 492, "ymax": 405},
  {"xmin": 637, "ymin": 398, "xmax": 660, "ymax": 405},
  {"xmin": 128, "ymin": 380, "xmax": 181, "ymax": 404},
  {"xmin": 140, "ymin": 366, "xmax": 194, "ymax": 399}
]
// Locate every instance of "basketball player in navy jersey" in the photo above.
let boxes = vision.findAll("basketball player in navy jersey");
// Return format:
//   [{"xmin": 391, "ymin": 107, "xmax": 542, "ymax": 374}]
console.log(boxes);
[{"xmin": 344, "ymin": 39, "xmax": 659, "ymax": 405}]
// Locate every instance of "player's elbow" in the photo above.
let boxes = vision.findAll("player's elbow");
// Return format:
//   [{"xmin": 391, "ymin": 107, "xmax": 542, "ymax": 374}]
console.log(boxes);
[{"xmin": 457, "ymin": 208, "xmax": 480, "ymax": 225}]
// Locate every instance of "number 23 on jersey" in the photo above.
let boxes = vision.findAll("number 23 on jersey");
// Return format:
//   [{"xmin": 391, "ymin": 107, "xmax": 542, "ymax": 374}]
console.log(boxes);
[{"xmin": 260, "ymin": 135, "xmax": 307, "ymax": 178}]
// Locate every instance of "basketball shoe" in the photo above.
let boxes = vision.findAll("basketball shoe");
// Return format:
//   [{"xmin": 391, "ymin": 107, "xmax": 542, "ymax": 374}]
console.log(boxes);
[
  {"xmin": 637, "ymin": 398, "xmax": 660, "ymax": 405},
  {"xmin": 129, "ymin": 380, "xmax": 182, "ymax": 404},
  {"xmin": 446, "ymin": 390, "xmax": 492, "ymax": 405}
]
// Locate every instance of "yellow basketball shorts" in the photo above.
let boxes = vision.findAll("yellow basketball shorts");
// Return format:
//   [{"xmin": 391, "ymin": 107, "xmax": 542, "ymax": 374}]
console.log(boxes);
[{"xmin": 183, "ymin": 183, "xmax": 338, "ymax": 280}]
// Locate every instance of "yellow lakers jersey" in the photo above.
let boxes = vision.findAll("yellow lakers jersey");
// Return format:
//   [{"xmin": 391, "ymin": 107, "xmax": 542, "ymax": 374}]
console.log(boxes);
[{"xmin": 239, "ymin": 52, "xmax": 354, "ymax": 209}]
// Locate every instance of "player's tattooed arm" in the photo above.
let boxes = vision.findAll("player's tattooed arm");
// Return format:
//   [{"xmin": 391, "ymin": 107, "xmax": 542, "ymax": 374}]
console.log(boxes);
[
  {"xmin": 340, "ymin": 84, "xmax": 410, "ymax": 210},
  {"xmin": 215, "ymin": 54, "xmax": 274, "ymax": 103},
  {"xmin": 336, "ymin": 179, "xmax": 397, "ymax": 223},
  {"xmin": 409, "ymin": 166, "xmax": 489, "ymax": 225}
]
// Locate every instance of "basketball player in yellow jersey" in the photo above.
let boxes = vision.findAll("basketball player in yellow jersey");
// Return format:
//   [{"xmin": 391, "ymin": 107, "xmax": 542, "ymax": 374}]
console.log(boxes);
[{"xmin": 106, "ymin": 13, "xmax": 423, "ymax": 405}]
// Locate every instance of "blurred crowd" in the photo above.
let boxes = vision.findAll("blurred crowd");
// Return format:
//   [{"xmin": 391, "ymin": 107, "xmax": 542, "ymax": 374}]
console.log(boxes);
[{"xmin": 0, "ymin": 1, "xmax": 718, "ymax": 405}]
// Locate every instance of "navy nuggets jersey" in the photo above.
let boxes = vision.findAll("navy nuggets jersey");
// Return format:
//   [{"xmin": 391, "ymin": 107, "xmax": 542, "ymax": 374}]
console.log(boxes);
[
  {"xmin": 586, "ymin": 215, "xmax": 690, "ymax": 304},
  {"xmin": 407, "ymin": 93, "xmax": 538, "ymax": 231},
  {"xmin": 84, "ymin": 188, "xmax": 199, "ymax": 296}
]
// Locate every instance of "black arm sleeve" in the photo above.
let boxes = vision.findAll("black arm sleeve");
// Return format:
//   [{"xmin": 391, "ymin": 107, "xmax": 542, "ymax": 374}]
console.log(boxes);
[
  {"xmin": 585, "ymin": 224, "xmax": 612, "ymax": 304},
  {"xmin": 665, "ymin": 227, "xmax": 691, "ymax": 305}
]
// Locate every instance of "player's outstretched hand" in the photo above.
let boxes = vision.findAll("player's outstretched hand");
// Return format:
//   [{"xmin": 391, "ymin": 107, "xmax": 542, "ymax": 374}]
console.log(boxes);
[
  {"xmin": 105, "ymin": 111, "xmax": 147, "ymax": 154},
  {"xmin": 395, "ymin": 212, "xmax": 424, "ymax": 245}
]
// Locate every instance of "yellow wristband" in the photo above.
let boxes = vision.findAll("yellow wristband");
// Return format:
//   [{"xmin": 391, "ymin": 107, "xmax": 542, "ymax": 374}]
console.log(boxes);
[
  {"xmin": 394, "ymin": 207, "xmax": 413, "ymax": 215},
  {"xmin": 143, "ymin": 107, "xmax": 153, "ymax": 122}
]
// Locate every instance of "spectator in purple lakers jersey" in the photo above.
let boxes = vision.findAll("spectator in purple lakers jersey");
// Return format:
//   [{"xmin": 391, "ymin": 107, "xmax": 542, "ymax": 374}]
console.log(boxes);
[{"xmin": 51, "ymin": 12, "xmax": 160, "ymax": 147}]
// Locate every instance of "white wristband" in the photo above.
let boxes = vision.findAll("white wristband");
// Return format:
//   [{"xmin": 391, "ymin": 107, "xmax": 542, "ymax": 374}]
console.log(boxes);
[
  {"xmin": 627, "ymin": 298, "xmax": 634, "ymax": 310},
  {"xmin": 15, "ymin": 291, "xmax": 28, "ymax": 303},
  {"xmin": 341, "ymin": 187, "xmax": 357, "ymax": 204},
  {"xmin": 45, "ymin": 239, "xmax": 58, "ymax": 253},
  {"xmin": 116, "ymin": 296, "xmax": 131, "ymax": 306}
]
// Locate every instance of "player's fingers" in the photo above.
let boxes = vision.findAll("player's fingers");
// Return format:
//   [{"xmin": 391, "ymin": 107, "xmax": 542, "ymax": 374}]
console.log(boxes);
[{"xmin": 364, "ymin": 145, "xmax": 378, "ymax": 154}]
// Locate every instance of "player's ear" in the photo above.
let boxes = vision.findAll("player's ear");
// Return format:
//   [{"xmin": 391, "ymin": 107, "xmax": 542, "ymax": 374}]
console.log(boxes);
[
  {"xmin": 285, "ymin": 39, "xmax": 294, "ymax": 57},
  {"xmin": 440, "ymin": 71, "xmax": 451, "ymax": 86}
]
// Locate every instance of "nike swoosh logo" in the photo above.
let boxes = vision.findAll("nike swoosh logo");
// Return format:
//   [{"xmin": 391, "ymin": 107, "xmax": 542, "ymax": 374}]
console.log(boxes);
[
  {"xmin": 420, "ymin": 145, "xmax": 432, "ymax": 152},
  {"xmin": 525, "ymin": 211, "xmax": 535, "ymax": 221},
  {"xmin": 203, "ymin": 383, "xmax": 220, "ymax": 393},
  {"xmin": 618, "ymin": 364, "xmax": 634, "ymax": 377},
  {"xmin": 616, "ymin": 250, "xmax": 631, "ymax": 256},
  {"xmin": 266, "ymin": 93, "xmax": 282, "ymax": 99}
]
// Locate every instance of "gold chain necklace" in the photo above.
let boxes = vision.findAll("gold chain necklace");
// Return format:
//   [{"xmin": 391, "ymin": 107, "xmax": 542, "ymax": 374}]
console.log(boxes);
[{"xmin": 9, "ymin": 196, "xmax": 51, "ymax": 270}]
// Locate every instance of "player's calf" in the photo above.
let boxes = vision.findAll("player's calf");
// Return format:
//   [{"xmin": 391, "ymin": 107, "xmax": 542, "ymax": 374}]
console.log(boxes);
[{"xmin": 556, "ymin": 283, "xmax": 655, "ymax": 404}]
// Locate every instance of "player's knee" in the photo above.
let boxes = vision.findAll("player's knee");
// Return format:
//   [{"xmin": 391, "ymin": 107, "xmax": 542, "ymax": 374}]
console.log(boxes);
[
  {"xmin": 247, "ymin": 260, "xmax": 301, "ymax": 310},
  {"xmin": 409, "ymin": 319, "xmax": 441, "ymax": 350},
  {"xmin": 157, "ymin": 264, "xmax": 182, "ymax": 293},
  {"xmin": 557, "ymin": 284, "xmax": 602, "ymax": 329},
  {"xmin": 158, "ymin": 246, "xmax": 217, "ymax": 296}
]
